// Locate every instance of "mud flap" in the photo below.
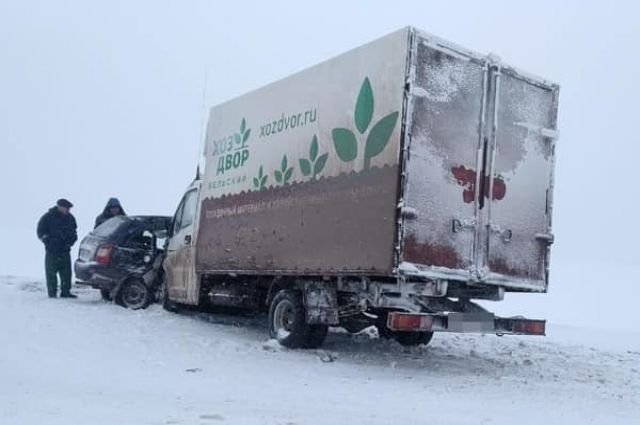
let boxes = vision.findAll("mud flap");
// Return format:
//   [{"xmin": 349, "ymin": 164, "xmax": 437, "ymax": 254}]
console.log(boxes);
[{"xmin": 303, "ymin": 281, "xmax": 339, "ymax": 325}]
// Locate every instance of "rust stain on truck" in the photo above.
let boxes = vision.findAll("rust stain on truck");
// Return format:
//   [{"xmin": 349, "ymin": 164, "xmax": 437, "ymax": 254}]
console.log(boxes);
[{"xmin": 402, "ymin": 235, "xmax": 461, "ymax": 270}]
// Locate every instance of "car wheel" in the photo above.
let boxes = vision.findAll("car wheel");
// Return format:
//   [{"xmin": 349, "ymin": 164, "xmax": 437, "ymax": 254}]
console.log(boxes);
[
  {"xmin": 116, "ymin": 279, "xmax": 151, "ymax": 310},
  {"xmin": 268, "ymin": 290, "xmax": 328, "ymax": 349},
  {"xmin": 100, "ymin": 289, "xmax": 113, "ymax": 302}
]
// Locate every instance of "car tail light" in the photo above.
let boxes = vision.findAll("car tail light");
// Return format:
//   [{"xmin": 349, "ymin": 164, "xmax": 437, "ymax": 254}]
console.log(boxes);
[
  {"xmin": 95, "ymin": 244, "xmax": 113, "ymax": 265},
  {"xmin": 387, "ymin": 312, "xmax": 433, "ymax": 332},
  {"xmin": 512, "ymin": 320, "xmax": 546, "ymax": 336}
]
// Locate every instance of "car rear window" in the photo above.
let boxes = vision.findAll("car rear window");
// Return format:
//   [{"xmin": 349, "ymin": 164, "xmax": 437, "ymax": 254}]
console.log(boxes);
[{"xmin": 92, "ymin": 216, "xmax": 129, "ymax": 238}]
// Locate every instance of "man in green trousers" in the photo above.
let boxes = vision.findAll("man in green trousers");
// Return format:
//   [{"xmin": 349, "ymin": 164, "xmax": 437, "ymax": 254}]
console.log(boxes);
[{"xmin": 37, "ymin": 199, "xmax": 78, "ymax": 298}]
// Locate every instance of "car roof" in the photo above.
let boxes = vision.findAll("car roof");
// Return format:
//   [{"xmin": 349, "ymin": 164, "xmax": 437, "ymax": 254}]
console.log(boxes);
[
  {"xmin": 91, "ymin": 215, "xmax": 171, "ymax": 239},
  {"xmin": 129, "ymin": 216, "xmax": 172, "ymax": 235}
]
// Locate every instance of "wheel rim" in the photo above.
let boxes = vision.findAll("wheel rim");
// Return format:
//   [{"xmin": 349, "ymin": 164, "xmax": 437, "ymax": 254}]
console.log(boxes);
[
  {"xmin": 273, "ymin": 299, "xmax": 295, "ymax": 339},
  {"xmin": 122, "ymin": 281, "xmax": 147, "ymax": 309}
]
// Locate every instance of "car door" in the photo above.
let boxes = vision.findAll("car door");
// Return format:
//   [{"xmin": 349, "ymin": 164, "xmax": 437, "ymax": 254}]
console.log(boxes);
[{"xmin": 164, "ymin": 188, "xmax": 200, "ymax": 304}]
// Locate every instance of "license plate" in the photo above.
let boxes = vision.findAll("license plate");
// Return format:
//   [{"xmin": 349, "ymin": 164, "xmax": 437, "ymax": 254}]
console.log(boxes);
[{"xmin": 447, "ymin": 312, "xmax": 495, "ymax": 333}]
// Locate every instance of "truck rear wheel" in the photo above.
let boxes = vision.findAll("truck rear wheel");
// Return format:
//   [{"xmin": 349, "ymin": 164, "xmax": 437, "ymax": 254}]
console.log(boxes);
[
  {"xmin": 269, "ymin": 290, "xmax": 328, "ymax": 349},
  {"xmin": 375, "ymin": 313, "xmax": 434, "ymax": 347},
  {"xmin": 391, "ymin": 331, "xmax": 434, "ymax": 347}
]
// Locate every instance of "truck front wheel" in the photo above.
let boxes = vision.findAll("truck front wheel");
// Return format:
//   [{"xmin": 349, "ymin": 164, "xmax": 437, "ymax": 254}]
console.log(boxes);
[{"xmin": 269, "ymin": 290, "xmax": 328, "ymax": 349}]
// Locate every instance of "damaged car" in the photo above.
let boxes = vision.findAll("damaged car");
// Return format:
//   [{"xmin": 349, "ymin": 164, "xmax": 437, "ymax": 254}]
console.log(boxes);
[{"xmin": 74, "ymin": 215, "xmax": 171, "ymax": 309}]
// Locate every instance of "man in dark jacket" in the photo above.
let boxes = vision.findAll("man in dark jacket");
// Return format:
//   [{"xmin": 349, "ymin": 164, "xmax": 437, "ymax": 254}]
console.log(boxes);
[
  {"xmin": 37, "ymin": 199, "xmax": 78, "ymax": 298},
  {"xmin": 94, "ymin": 197, "xmax": 126, "ymax": 229}
]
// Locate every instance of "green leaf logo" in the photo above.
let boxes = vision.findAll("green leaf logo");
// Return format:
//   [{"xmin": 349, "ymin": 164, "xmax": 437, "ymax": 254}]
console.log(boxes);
[
  {"xmin": 310, "ymin": 136, "xmax": 319, "ymax": 162},
  {"xmin": 354, "ymin": 77, "xmax": 374, "ymax": 134},
  {"xmin": 299, "ymin": 134, "xmax": 328, "ymax": 179},
  {"xmin": 364, "ymin": 111, "xmax": 399, "ymax": 169},
  {"xmin": 274, "ymin": 154, "xmax": 293, "ymax": 185},
  {"xmin": 299, "ymin": 158, "xmax": 311, "ymax": 176},
  {"xmin": 314, "ymin": 153, "xmax": 328, "ymax": 177},
  {"xmin": 332, "ymin": 128, "xmax": 358, "ymax": 162},
  {"xmin": 331, "ymin": 77, "xmax": 399, "ymax": 170},
  {"xmin": 252, "ymin": 165, "xmax": 267, "ymax": 190},
  {"xmin": 236, "ymin": 117, "xmax": 251, "ymax": 148},
  {"xmin": 284, "ymin": 167, "xmax": 293, "ymax": 182}
]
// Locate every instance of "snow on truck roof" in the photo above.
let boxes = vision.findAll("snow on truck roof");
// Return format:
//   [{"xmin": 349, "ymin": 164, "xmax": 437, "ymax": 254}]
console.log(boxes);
[{"xmin": 209, "ymin": 26, "xmax": 558, "ymax": 115}]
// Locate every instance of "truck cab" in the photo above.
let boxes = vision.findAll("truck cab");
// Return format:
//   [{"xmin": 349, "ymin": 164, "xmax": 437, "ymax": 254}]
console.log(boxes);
[{"xmin": 163, "ymin": 180, "xmax": 201, "ymax": 305}]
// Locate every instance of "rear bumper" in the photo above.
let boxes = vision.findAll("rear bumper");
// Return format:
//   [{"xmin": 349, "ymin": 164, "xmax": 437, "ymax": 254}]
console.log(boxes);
[
  {"xmin": 387, "ymin": 311, "xmax": 546, "ymax": 336},
  {"xmin": 74, "ymin": 261, "xmax": 121, "ymax": 290},
  {"xmin": 397, "ymin": 261, "xmax": 548, "ymax": 293}
]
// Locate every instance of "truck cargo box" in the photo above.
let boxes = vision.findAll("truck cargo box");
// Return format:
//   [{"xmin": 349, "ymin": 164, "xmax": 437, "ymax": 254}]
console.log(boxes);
[{"xmin": 195, "ymin": 27, "xmax": 559, "ymax": 293}]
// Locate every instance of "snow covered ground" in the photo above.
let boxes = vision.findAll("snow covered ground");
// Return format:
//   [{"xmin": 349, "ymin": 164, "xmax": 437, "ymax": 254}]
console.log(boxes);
[{"xmin": 0, "ymin": 276, "xmax": 638, "ymax": 425}]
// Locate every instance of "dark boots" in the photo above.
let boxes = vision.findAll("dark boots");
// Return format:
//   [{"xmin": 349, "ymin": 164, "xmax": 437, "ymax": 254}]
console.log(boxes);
[{"xmin": 45, "ymin": 252, "xmax": 75, "ymax": 298}]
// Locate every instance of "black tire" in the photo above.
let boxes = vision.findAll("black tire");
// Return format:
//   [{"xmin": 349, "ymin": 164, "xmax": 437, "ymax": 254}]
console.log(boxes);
[
  {"xmin": 304, "ymin": 325, "xmax": 329, "ymax": 349},
  {"xmin": 391, "ymin": 331, "xmax": 434, "ymax": 347},
  {"xmin": 340, "ymin": 314, "xmax": 372, "ymax": 334},
  {"xmin": 116, "ymin": 279, "xmax": 151, "ymax": 310},
  {"xmin": 268, "ymin": 290, "xmax": 328, "ymax": 349},
  {"xmin": 100, "ymin": 289, "xmax": 113, "ymax": 302},
  {"xmin": 375, "ymin": 324, "xmax": 393, "ymax": 340}
]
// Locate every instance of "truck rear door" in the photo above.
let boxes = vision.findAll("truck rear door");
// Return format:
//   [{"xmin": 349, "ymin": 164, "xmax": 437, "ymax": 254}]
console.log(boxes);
[
  {"xmin": 401, "ymin": 30, "xmax": 559, "ymax": 292},
  {"xmin": 480, "ymin": 67, "xmax": 559, "ymax": 290},
  {"xmin": 401, "ymin": 35, "xmax": 489, "ymax": 281}
]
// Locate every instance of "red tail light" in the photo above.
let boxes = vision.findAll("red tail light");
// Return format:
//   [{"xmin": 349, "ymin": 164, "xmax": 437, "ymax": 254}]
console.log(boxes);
[
  {"xmin": 95, "ymin": 244, "xmax": 113, "ymax": 265},
  {"xmin": 387, "ymin": 312, "xmax": 434, "ymax": 332},
  {"xmin": 512, "ymin": 320, "xmax": 546, "ymax": 336}
]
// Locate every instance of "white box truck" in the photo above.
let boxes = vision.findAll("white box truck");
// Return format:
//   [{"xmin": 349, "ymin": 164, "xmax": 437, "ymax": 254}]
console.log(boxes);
[{"xmin": 162, "ymin": 27, "xmax": 559, "ymax": 348}]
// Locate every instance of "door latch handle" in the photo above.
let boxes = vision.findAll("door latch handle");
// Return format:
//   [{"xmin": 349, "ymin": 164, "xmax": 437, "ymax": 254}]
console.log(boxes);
[
  {"xmin": 184, "ymin": 235, "xmax": 192, "ymax": 245},
  {"xmin": 535, "ymin": 232, "xmax": 554, "ymax": 245},
  {"xmin": 489, "ymin": 224, "xmax": 512, "ymax": 243},
  {"xmin": 452, "ymin": 218, "xmax": 476, "ymax": 233}
]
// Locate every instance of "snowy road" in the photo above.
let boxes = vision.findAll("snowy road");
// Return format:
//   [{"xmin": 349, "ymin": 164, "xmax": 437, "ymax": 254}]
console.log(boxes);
[{"xmin": 0, "ymin": 276, "xmax": 638, "ymax": 425}]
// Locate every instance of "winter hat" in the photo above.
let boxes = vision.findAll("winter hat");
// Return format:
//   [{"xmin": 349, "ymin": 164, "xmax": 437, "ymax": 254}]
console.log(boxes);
[
  {"xmin": 57, "ymin": 198, "xmax": 73, "ymax": 208},
  {"xmin": 106, "ymin": 198, "xmax": 121, "ymax": 208}
]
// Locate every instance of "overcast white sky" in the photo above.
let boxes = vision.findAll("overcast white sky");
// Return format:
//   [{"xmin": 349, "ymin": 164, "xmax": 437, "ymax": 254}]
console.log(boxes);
[{"xmin": 1, "ymin": 0, "xmax": 638, "ymax": 328}]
